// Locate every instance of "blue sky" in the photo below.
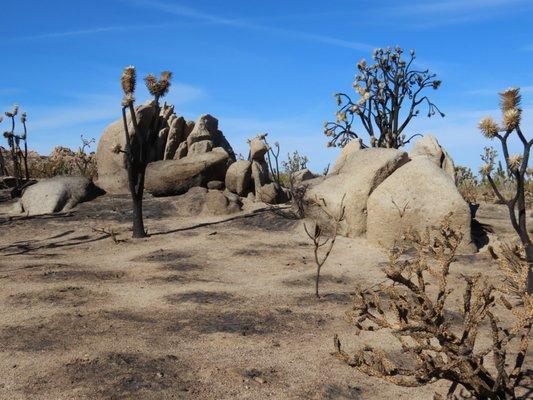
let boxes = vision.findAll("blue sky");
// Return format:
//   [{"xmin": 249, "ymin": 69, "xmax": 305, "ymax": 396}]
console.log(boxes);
[{"xmin": 1, "ymin": 0, "xmax": 532, "ymax": 173}]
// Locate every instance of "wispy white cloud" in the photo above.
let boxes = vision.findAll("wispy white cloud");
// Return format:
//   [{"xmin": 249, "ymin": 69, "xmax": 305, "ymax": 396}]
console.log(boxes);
[
  {"xmin": 121, "ymin": 0, "xmax": 373, "ymax": 51},
  {"xmin": 389, "ymin": 0, "xmax": 527, "ymax": 15},
  {"xmin": 15, "ymin": 26, "xmax": 131, "ymax": 40},
  {"xmin": 375, "ymin": 0, "xmax": 531, "ymax": 28},
  {"xmin": 10, "ymin": 22, "xmax": 193, "ymax": 41}
]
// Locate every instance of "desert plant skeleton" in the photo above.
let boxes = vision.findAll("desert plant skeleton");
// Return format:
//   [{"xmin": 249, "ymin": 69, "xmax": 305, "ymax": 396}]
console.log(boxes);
[
  {"xmin": 304, "ymin": 194, "xmax": 346, "ymax": 297},
  {"xmin": 334, "ymin": 218, "xmax": 532, "ymax": 399}
]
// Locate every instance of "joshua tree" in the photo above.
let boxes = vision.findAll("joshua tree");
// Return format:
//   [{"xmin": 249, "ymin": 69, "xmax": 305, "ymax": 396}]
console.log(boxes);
[
  {"xmin": 2, "ymin": 105, "xmax": 30, "ymax": 186},
  {"xmin": 324, "ymin": 46, "xmax": 444, "ymax": 148},
  {"xmin": 478, "ymin": 87, "xmax": 532, "ymax": 293},
  {"xmin": 117, "ymin": 66, "xmax": 172, "ymax": 238}
]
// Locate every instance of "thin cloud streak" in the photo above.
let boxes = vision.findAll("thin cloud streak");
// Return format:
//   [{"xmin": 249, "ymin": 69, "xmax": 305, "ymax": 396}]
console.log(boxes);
[
  {"xmin": 123, "ymin": 0, "xmax": 373, "ymax": 51},
  {"xmin": 387, "ymin": 0, "xmax": 527, "ymax": 15}
]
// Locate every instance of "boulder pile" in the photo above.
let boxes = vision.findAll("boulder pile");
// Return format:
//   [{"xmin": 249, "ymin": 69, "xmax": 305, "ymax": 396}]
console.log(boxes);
[
  {"xmin": 96, "ymin": 102, "xmax": 235, "ymax": 195},
  {"xmin": 304, "ymin": 135, "xmax": 474, "ymax": 251},
  {"xmin": 224, "ymin": 134, "xmax": 287, "ymax": 204}
]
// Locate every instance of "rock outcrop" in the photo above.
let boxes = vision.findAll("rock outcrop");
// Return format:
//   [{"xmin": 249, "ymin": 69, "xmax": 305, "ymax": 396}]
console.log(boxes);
[
  {"xmin": 305, "ymin": 148, "xmax": 409, "ymax": 237},
  {"xmin": 409, "ymin": 135, "xmax": 455, "ymax": 181},
  {"xmin": 16, "ymin": 176, "xmax": 103, "ymax": 216},
  {"xmin": 145, "ymin": 148, "xmax": 231, "ymax": 197},
  {"xmin": 223, "ymin": 134, "xmax": 287, "ymax": 204},
  {"xmin": 302, "ymin": 135, "xmax": 472, "ymax": 250},
  {"xmin": 225, "ymin": 160, "xmax": 252, "ymax": 196},
  {"xmin": 366, "ymin": 158, "xmax": 472, "ymax": 250},
  {"xmin": 95, "ymin": 101, "xmax": 156, "ymax": 194},
  {"xmin": 96, "ymin": 105, "xmax": 235, "ymax": 194}
]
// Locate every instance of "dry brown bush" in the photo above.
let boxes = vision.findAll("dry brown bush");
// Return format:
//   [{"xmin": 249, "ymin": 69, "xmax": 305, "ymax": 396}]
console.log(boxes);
[
  {"xmin": 1, "ymin": 137, "xmax": 97, "ymax": 181},
  {"xmin": 334, "ymin": 217, "xmax": 532, "ymax": 399}
]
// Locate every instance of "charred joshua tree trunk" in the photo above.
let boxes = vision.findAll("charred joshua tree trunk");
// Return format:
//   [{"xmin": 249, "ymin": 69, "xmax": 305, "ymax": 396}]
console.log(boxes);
[
  {"xmin": 21, "ymin": 113, "xmax": 29, "ymax": 181},
  {"xmin": 119, "ymin": 66, "xmax": 171, "ymax": 238}
]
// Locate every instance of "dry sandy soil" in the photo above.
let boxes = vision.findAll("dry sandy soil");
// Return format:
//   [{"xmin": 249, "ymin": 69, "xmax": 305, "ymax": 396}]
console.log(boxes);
[{"xmin": 0, "ymin": 192, "xmax": 531, "ymax": 399}]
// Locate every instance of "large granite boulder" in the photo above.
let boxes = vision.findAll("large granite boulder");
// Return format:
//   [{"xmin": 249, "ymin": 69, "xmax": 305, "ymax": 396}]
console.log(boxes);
[
  {"xmin": 305, "ymin": 148, "xmax": 409, "ymax": 237},
  {"xmin": 409, "ymin": 135, "xmax": 455, "ymax": 181},
  {"xmin": 225, "ymin": 160, "xmax": 252, "ymax": 196},
  {"xmin": 329, "ymin": 138, "xmax": 363, "ymax": 175},
  {"xmin": 145, "ymin": 148, "xmax": 231, "ymax": 196},
  {"xmin": 95, "ymin": 102, "xmax": 156, "ymax": 194},
  {"xmin": 366, "ymin": 158, "xmax": 472, "ymax": 250},
  {"xmin": 17, "ymin": 176, "xmax": 103, "ymax": 216}
]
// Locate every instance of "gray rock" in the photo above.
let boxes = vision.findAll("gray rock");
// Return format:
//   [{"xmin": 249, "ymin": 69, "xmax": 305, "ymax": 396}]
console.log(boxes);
[
  {"xmin": 330, "ymin": 139, "xmax": 363, "ymax": 175},
  {"xmin": 409, "ymin": 135, "xmax": 455, "ymax": 181},
  {"xmin": 149, "ymin": 127, "xmax": 169, "ymax": 162},
  {"xmin": 366, "ymin": 158, "xmax": 472, "ymax": 251},
  {"xmin": 185, "ymin": 120, "xmax": 195, "ymax": 138},
  {"xmin": 96, "ymin": 101, "xmax": 156, "ymax": 194},
  {"xmin": 207, "ymin": 180, "xmax": 224, "ymax": 190},
  {"xmin": 145, "ymin": 148, "xmax": 231, "ymax": 196},
  {"xmin": 187, "ymin": 114, "xmax": 218, "ymax": 147},
  {"xmin": 225, "ymin": 160, "xmax": 252, "ymax": 196},
  {"xmin": 213, "ymin": 130, "xmax": 236, "ymax": 161},
  {"xmin": 251, "ymin": 160, "xmax": 270, "ymax": 194},
  {"xmin": 174, "ymin": 141, "xmax": 188, "ymax": 159},
  {"xmin": 204, "ymin": 190, "xmax": 242, "ymax": 215},
  {"xmin": 223, "ymin": 189, "xmax": 240, "ymax": 203},
  {"xmin": 256, "ymin": 182, "xmax": 279, "ymax": 204},
  {"xmin": 18, "ymin": 176, "xmax": 103, "ymax": 216},
  {"xmin": 189, "ymin": 140, "xmax": 213, "ymax": 155},
  {"xmin": 305, "ymin": 148, "xmax": 409, "ymax": 237},
  {"xmin": 249, "ymin": 137, "xmax": 268, "ymax": 160},
  {"xmin": 173, "ymin": 187, "xmax": 241, "ymax": 216},
  {"xmin": 292, "ymin": 168, "xmax": 316, "ymax": 184},
  {"xmin": 164, "ymin": 116, "xmax": 186, "ymax": 160}
]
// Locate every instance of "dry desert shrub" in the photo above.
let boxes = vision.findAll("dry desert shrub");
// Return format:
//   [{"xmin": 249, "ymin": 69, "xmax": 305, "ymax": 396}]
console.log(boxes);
[{"xmin": 334, "ymin": 218, "xmax": 532, "ymax": 399}]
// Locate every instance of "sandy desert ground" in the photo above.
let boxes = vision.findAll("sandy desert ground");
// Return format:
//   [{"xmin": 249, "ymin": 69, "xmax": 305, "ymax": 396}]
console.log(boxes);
[{"xmin": 0, "ymin": 192, "xmax": 531, "ymax": 399}]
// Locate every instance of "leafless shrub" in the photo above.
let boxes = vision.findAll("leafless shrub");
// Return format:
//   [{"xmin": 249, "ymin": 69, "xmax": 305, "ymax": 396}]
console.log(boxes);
[
  {"xmin": 304, "ymin": 195, "xmax": 345, "ymax": 297},
  {"xmin": 334, "ymin": 218, "xmax": 532, "ymax": 399},
  {"xmin": 91, "ymin": 226, "xmax": 120, "ymax": 244}
]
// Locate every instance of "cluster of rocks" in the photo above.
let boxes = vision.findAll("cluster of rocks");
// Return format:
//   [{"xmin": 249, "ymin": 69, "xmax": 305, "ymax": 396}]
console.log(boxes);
[
  {"xmin": 9, "ymin": 97, "xmax": 473, "ymax": 252},
  {"xmin": 96, "ymin": 102, "xmax": 235, "ymax": 196},
  {"xmin": 304, "ymin": 135, "xmax": 473, "ymax": 251},
  {"xmin": 225, "ymin": 134, "xmax": 287, "ymax": 204}
]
